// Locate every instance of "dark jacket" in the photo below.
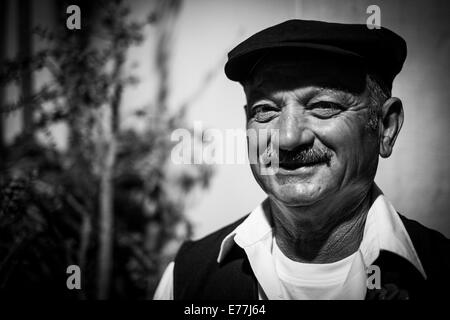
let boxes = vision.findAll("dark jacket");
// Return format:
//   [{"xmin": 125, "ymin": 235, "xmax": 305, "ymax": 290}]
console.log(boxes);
[{"xmin": 174, "ymin": 214, "xmax": 450, "ymax": 300}]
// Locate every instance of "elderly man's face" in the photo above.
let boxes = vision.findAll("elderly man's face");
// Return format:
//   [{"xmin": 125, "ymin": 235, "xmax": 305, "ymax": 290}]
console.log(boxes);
[{"xmin": 244, "ymin": 59, "xmax": 380, "ymax": 206}]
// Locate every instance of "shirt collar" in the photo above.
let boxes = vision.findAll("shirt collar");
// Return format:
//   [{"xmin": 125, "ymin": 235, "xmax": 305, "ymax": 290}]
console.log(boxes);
[
  {"xmin": 217, "ymin": 186, "xmax": 427, "ymax": 279},
  {"xmin": 217, "ymin": 198, "xmax": 272, "ymax": 263},
  {"xmin": 360, "ymin": 185, "xmax": 427, "ymax": 278}
]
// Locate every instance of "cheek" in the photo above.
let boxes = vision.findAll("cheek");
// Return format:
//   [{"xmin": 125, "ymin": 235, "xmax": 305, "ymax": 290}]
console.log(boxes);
[{"xmin": 313, "ymin": 115, "xmax": 378, "ymax": 172}]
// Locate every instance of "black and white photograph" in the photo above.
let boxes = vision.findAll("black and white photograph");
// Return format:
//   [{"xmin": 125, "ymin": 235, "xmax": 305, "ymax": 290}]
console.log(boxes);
[{"xmin": 0, "ymin": 0, "xmax": 449, "ymax": 307}]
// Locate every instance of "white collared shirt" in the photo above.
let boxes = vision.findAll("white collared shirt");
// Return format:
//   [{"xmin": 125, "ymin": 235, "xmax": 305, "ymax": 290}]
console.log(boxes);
[{"xmin": 153, "ymin": 188, "xmax": 426, "ymax": 300}]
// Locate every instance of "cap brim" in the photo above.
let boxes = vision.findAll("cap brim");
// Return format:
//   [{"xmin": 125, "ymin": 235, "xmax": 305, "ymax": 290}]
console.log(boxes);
[{"xmin": 225, "ymin": 42, "xmax": 364, "ymax": 82}]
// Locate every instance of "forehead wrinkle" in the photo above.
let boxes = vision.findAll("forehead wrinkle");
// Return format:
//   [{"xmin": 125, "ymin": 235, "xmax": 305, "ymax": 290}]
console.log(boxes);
[
  {"xmin": 244, "ymin": 55, "xmax": 368, "ymax": 100},
  {"xmin": 244, "ymin": 61, "xmax": 369, "ymax": 108},
  {"xmin": 246, "ymin": 84, "xmax": 321, "ymax": 106},
  {"xmin": 245, "ymin": 69, "xmax": 322, "ymax": 98},
  {"xmin": 245, "ymin": 79, "xmax": 364, "ymax": 108}
]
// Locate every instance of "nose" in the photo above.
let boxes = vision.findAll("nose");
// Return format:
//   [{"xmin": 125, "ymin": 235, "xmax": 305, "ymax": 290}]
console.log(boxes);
[{"xmin": 277, "ymin": 105, "xmax": 314, "ymax": 151}]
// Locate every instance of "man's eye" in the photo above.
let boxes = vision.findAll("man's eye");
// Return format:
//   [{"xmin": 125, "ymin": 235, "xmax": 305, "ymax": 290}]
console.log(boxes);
[
  {"xmin": 309, "ymin": 102, "xmax": 343, "ymax": 118},
  {"xmin": 251, "ymin": 104, "xmax": 279, "ymax": 122}
]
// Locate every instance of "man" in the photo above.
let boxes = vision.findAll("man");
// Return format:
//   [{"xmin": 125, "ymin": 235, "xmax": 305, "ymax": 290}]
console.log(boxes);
[{"xmin": 154, "ymin": 19, "xmax": 450, "ymax": 300}]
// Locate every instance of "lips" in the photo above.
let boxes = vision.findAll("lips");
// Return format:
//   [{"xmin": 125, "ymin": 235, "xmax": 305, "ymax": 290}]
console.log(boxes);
[{"xmin": 278, "ymin": 160, "xmax": 325, "ymax": 170}]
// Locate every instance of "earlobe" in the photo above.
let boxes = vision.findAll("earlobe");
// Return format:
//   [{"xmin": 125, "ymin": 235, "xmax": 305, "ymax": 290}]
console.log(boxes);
[{"xmin": 379, "ymin": 97, "xmax": 404, "ymax": 158}]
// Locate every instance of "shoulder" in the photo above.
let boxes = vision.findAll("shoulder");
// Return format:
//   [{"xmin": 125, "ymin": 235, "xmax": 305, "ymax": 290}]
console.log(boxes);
[
  {"xmin": 398, "ymin": 213, "xmax": 450, "ymax": 279},
  {"xmin": 172, "ymin": 214, "xmax": 255, "ymax": 299},
  {"xmin": 176, "ymin": 214, "xmax": 248, "ymax": 260},
  {"xmin": 399, "ymin": 213, "xmax": 450, "ymax": 252}
]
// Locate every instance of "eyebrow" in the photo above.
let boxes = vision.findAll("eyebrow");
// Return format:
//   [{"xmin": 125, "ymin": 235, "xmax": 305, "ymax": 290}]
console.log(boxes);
[{"xmin": 246, "ymin": 85, "xmax": 362, "ymax": 108}]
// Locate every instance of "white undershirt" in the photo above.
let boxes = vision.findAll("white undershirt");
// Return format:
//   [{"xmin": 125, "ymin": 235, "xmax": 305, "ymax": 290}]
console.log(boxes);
[{"xmin": 272, "ymin": 238, "xmax": 360, "ymax": 300}]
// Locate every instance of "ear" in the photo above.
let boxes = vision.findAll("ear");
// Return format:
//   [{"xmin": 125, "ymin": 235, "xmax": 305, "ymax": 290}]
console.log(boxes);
[{"xmin": 379, "ymin": 97, "xmax": 404, "ymax": 158}]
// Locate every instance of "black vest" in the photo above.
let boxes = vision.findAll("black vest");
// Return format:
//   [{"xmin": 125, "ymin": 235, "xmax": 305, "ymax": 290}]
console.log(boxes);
[{"xmin": 174, "ymin": 214, "xmax": 450, "ymax": 300}]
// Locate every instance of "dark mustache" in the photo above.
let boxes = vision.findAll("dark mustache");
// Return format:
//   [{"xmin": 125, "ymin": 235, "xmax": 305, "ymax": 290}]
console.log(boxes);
[{"xmin": 277, "ymin": 146, "xmax": 332, "ymax": 165}]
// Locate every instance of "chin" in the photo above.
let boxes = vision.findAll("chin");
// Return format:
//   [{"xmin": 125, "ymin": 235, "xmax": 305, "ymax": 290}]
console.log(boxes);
[
  {"xmin": 267, "ymin": 180, "xmax": 329, "ymax": 207},
  {"xmin": 251, "ymin": 163, "xmax": 338, "ymax": 206}
]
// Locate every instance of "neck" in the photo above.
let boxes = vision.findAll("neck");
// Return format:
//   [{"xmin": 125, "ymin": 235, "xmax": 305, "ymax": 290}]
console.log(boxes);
[{"xmin": 271, "ymin": 183, "xmax": 374, "ymax": 263}]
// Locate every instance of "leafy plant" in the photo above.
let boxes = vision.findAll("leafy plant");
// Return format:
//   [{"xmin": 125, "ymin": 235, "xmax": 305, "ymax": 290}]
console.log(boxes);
[{"xmin": 0, "ymin": 0, "xmax": 213, "ymax": 299}]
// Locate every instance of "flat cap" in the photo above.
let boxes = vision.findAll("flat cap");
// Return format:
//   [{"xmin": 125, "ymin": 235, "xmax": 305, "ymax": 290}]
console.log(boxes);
[{"xmin": 225, "ymin": 19, "xmax": 407, "ymax": 91}]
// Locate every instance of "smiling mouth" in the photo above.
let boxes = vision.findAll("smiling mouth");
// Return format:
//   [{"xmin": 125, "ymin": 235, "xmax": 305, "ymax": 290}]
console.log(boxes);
[{"xmin": 278, "ymin": 160, "xmax": 327, "ymax": 170}]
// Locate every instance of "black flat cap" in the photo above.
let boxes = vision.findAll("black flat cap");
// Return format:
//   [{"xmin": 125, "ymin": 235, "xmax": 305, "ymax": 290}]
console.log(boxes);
[{"xmin": 225, "ymin": 19, "xmax": 407, "ymax": 91}]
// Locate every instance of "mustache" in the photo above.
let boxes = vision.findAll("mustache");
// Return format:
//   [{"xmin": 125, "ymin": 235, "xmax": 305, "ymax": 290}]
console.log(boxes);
[{"xmin": 277, "ymin": 146, "xmax": 332, "ymax": 165}]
